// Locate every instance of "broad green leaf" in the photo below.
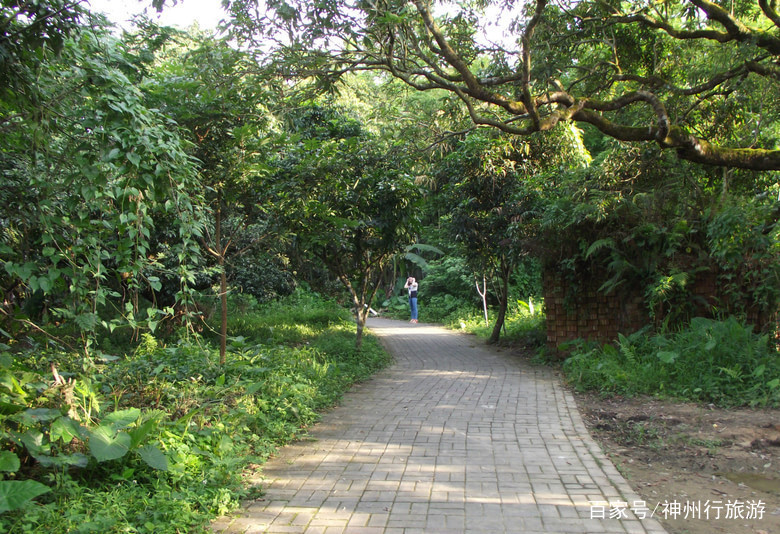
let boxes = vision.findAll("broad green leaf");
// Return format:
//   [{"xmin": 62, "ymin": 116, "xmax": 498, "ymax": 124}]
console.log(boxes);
[
  {"xmin": 0, "ymin": 451, "xmax": 20, "ymax": 473},
  {"xmin": 38, "ymin": 277, "xmax": 52, "ymax": 292},
  {"xmin": 50, "ymin": 417, "xmax": 82, "ymax": 443},
  {"xmin": 218, "ymin": 435, "xmax": 233, "ymax": 455},
  {"xmin": 0, "ymin": 480, "xmax": 51, "ymax": 513},
  {"xmin": 128, "ymin": 416, "xmax": 159, "ymax": 449},
  {"xmin": 36, "ymin": 453, "xmax": 89, "ymax": 469},
  {"xmin": 19, "ymin": 408, "xmax": 62, "ymax": 424},
  {"xmin": 0, "ymin": 402, "xmax": 26, "ymax": 416},
  {"xmin": 102, "ymin": 408, "xmax": 141, "ymax": 430},
  {"xmin": 127, "ymin": 152, "xmax": 141, "ymax": 167},
  {"xmin": 147, "ymin": 276, "xmax": 162, "ymax": 291},
  {"xmin": 20, "ymin": 429, "xmax": 49, "ymax": 457},
  {"xmin": 138, "ymin": 444, "xmax": 168, "ymax": 471},
  {"xmin": 89, "ymin": 426, "xmax": 131, "ymax": 462}
]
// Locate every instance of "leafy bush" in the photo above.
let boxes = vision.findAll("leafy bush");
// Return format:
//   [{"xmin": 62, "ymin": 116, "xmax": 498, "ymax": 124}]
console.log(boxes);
[
  {"xmin": 420, "ymin": 257, "xmax": 476, "ymax": 305},
  {"xmin": 423, "ymin": 294, "xmax": 474, "ymax": 324},
  {"xmin": 227, "ymin": 252, "xmax": 296, "ymax": 304},
  {"xmin": 562, "ymin": 317, "xmax": 780, "ymax": 407},
  {"xmin": 706, "ymin": 200, "xmax": 780, "ymax": 317}
]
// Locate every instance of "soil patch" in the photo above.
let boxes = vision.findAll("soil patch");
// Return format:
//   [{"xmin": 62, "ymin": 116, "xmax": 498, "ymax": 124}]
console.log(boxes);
[{"xmin": 574, "ymin": 392, "xmax": 780, "ymax": 534}]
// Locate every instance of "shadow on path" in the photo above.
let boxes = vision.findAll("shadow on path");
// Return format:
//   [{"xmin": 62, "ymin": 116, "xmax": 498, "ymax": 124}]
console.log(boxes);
[{"xmin": 212, "ymin": 318, "xmax": 667, "ymax": 533}]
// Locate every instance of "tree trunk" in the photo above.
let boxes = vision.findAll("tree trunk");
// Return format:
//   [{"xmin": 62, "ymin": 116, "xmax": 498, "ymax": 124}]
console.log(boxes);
[
  {"xmin": 219, "ymin": 256, "xmax": 227, "ymax": 365},
  {"xmin": 215, "ymin": 199, "xmax": 227, "ymax": 365},
  {"xmin": 475, "ymin": 274, "xmax": 488, "ymax": 327},
  {"xmin": 488, "ymin": 264, "xmax": 510, "ymax": 344},
  {"xmin": 354, "ymin": 305, "xmax": 368, "ymax": 350}
]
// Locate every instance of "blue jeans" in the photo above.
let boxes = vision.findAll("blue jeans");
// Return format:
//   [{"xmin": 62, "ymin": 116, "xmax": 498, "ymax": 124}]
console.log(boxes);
[{"xmin": 409, "ymin": 297, "xmax": 418, "ymax": 320}]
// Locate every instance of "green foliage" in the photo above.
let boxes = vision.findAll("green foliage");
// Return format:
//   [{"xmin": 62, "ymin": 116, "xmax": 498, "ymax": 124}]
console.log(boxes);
[
  {"xmin": 0, "ymin": 480, "xmax": 50, "ymax": 515},
  {"xmin": 423, "ymin": 294, "xmax": 472, "ymax": 324},
  {"xmin": 419, "ymin": 257, "xmax": 476, "ymax": 306},
  {"xmin": 1, "ymin": 19, "xmax": 206, "ymax": 346},
  {"xmin": 539, "ymin": 144, "xmax": 779, "ymax": 331},
  {"xmin": 562, "ymin": 317, "xmax": 780, "ymax": 407},
  {"xmin": 706, "ymin": 200, "xmax": 780, "ymax": 314},
  {"xmin": 384, "ymin": 253, "xmax": 544, "ymax": 329},
  {"xmin": 0, "ymin": 291, "xmax": 391, "ymax": 532},
  {"xmin": 452, "ymin": 300, "xmax": 546, "ymax": 348},
  {"xmin": 431, "ymin": 126, "xmax": 587, "ymax": 342},
  {"xmin": 227, "ymin": 252, "xmax": 296, "ymax": 303},
  {"xmin": 268, "ymin": 103, "xmax": 423, "ymax": 345}
]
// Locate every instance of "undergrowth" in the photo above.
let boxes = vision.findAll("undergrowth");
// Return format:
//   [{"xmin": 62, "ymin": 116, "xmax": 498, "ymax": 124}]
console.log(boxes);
[
  {"xmin": 446, "ymin": 300, "xmax": 547, "ymax": 349},
  {"xmin": 561, "ymin": 316, "xmax": 780, "ymax": 407},
  {"xmin": 0, "ymin": 291, "xmax": 391, "ymax": 533}
]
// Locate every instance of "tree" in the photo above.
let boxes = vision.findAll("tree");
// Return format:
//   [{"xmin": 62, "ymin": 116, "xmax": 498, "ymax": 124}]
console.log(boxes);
[
  {"xmin": 438, "ymin": 132, "xmax": 525, "ymax": 343},
  {"xmin": 537, "ymin": 140, "xmax": 780, "ymax": 333},
  {"xmin": 437, "ymin": 124, "xmax": 588, "ymax": 342},
  {"xmin": 227, "ymin": 0, "xmax": 780, "ymax": 170},
  {"xmin": 270, "ymin": 105, "xmax": 420, "ymax": 348},
  {"xmin": 141, "ymin": 28, "xmax": 276, "ymax": 363}
]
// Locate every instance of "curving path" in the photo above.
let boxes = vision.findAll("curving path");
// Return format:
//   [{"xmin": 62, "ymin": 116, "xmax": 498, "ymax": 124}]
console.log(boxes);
[{"xmin": 212, "ymin": 318, "xmax": 668, "ymax": 533}]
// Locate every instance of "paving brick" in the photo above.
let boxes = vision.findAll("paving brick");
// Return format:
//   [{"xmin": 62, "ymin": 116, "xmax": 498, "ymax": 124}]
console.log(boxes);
[{"xmin": 211, "ymin": 319, "xmax": 667, "ymax": 534}]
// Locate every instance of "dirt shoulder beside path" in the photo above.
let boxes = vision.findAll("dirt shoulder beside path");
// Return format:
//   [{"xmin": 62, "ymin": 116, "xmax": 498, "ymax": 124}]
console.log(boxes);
[{"xmin": 573, "ymin": 391, "xmax": 780, "ymax": 534}]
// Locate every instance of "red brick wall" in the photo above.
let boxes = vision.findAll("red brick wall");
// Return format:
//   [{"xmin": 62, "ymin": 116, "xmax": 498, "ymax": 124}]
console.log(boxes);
[
  {"xmin": 544, "ymin": 268, "xmax": 780, "ymax": 355},
  {"xmin": 543, "ymin": 271, "xmax": 648, "ymax": 355}
]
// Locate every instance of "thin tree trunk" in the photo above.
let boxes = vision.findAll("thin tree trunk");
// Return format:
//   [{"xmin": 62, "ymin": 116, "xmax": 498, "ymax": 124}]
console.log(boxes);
[
  {"xmin": 216, "ymin": 199, "xmax": 227, "ymax": 365},
  {"xmin": 219, "ymin": 257, "xmax": 227, "ymax": 365},
  {"xmin": 355, "ymin": 307, "xmax": 366, "ymax": 350},
  {"xmin": 488, "ymin": 263, "xmax": 510, "ymax": 344},
  {"xmin": 475, "ymin": 274, "xmax": 488, "ymax": 327}
]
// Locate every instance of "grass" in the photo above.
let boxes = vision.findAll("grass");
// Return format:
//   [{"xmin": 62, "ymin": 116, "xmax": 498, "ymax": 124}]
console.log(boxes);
[
  {"xmin": 560, "ymin": 316, "xmax": 780, "ymax": 407},
  {"xmin": 0, "ymin": 290, "xmax": 392, "ymax": 533}
]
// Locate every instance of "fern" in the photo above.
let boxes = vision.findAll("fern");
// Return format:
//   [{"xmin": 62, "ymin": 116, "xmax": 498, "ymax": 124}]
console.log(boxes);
[{"xmin": 584, "ymin": 237, "xmax": 615, "ymax": 260}]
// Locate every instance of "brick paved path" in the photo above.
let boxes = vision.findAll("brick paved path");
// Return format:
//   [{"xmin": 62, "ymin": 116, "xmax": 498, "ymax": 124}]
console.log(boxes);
[{"xmin": 213, "ymin": 318, "xmax": 668, "ymax": 534}]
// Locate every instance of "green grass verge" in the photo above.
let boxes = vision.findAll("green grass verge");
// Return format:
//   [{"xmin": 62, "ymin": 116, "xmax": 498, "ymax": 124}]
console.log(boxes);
[
  {"xmin": 561, "ymin": 316, "xmax": 780, "ymax": 407},
  {"xmin": 0, "ymin": 291, "xmax": 391, "ymax": 533}
]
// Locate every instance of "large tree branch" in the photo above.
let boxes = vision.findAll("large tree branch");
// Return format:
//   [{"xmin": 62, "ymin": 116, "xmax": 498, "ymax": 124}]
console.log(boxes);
[
  {"xmin": 747, "ymin": 59, "xmax": 780, "ymax": 80},
  {"xmin": 412, "ymin": 0, "xmax": 528, "ymax": 115},
  {"xmin": 259, "ymin": 0, "xmax": 780, "ymax": 170},
  {"xmin": 572, "ymin": 109, "xmax": 780, "ymax": 170},
  {"xmin": 621, "ymin": 0, "xmax": 780, "ymax": 55},
  {"xmin": 664, "ymin": 127, "xmax": 780, "ymax": 169},
  {"xmin": 759, "ymin": 0, "xmax": 780, "ymax": 29},
  {"xmin": 521, "ymin": 0, "xmax": 549, "ymax": 128}
]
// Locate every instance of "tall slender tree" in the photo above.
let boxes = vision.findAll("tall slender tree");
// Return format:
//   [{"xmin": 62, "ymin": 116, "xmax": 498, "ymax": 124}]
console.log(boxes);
[
  {"xmin": 269, "ymin": 105, "xmax": 421, "ymax": 348},
  {"xmin": 142, "ymin": 29, "xmax": 276, "ymax": 363}
]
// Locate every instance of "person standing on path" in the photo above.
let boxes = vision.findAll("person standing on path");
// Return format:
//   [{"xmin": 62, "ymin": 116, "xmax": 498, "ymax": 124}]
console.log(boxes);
[{"xmin": 403, "ymin": 276, "xmax": 418, "ymax": 323}]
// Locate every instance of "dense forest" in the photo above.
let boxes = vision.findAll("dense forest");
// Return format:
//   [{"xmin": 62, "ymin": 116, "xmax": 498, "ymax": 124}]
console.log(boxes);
[{"xmin": 1, "ymin": 0, "xmax": 778, "ymax": 531}]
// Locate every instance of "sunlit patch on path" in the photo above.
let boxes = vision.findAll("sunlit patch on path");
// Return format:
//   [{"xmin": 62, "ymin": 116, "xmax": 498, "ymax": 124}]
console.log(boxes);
[{"xmin": 213, "ymin": 318, "xmax": 667, "ymax": 533}]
